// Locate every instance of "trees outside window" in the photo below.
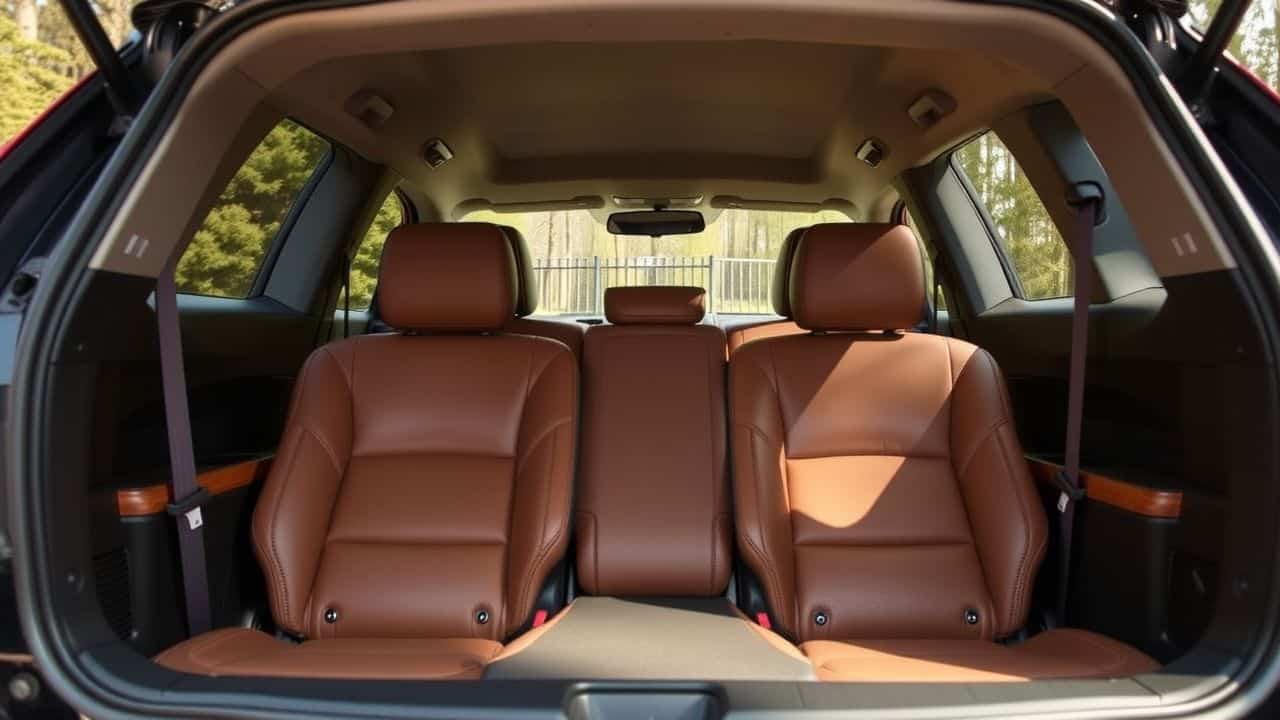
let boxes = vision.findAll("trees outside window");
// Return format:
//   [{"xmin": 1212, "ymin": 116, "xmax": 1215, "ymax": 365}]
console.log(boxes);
[
  {"xmin": 954, "ymin": 134, "xmax": 1071, "ymax": 300},
  {"xmin": 175, "ymin": 120, "xmax": 329, "ymax": 298}
]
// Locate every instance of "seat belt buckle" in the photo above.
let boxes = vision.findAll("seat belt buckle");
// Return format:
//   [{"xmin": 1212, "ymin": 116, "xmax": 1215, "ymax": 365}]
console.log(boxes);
[
  {"xmin": 167, "ymin": 486, "xmax": 211, "ymax": 530},
  {"xmin": 1053, "ymin": 469, "xmax": 1086, "ymax": 513}
]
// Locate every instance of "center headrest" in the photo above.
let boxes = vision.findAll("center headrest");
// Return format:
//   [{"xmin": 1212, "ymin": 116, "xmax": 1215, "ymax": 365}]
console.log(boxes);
[
  {"xmin": 604, "ymin": 286, "xmax": 706, "ymax": 325},
  {"xmin": 378, "ymin": 223, "xmax": 517, "ymax": 331},
  {"xmin": 789, "ymin": 223, "xmax": 925, "ymax": 331}
]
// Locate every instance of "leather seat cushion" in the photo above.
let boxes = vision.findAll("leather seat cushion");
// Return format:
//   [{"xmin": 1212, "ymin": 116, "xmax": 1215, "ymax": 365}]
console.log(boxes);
[
  {"xmin": 801, "ymin": 629, "xmax": 1159, "ymax": 682},
  {"xmin": 155, "ymin": 628, "xmax": 502, "ymax": 680}
]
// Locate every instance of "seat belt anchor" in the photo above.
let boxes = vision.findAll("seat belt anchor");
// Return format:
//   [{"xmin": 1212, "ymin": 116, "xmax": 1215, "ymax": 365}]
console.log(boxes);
[
  {"xmin": 167, "ymin": 486, "xmax": 211, "ymax": 530},
  {"xmin": 1053, "ymin": 469, "xmax": 1086, "ymax": 513}
]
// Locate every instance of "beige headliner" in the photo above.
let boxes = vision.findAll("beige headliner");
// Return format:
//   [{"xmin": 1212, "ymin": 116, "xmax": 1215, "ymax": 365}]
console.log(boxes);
[{"xmin": 92, "ymin": 0, "xmax": 1235, "ymax": 280}]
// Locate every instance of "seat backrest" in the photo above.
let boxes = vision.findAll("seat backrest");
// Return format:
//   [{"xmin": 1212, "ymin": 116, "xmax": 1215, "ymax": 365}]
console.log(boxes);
[
  {"xmin": 730, "ymin": 223, "xmax": 1047, "ymax": 642},
  {"xmin": 576, "ymin": 286, "xmax": 731, "ymax": 596},
  {"xmin": 254, "ymin": 223, "xmax": 577, "ymax": 641},
  {"xmin": 724, "ymin": 226, "xmax": 805, "ymax": 354}
]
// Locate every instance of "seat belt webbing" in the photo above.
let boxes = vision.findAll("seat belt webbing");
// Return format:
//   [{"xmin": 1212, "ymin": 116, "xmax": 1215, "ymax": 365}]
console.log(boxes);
[
  {"xmin": 156, "ymin": 261, "xmax": 212, "ymax": 637},
  {"xmin": 342, "ymin": 254, "xmax": 350, "ymax": 339},
  {"xmin": 1055, "ymin": 182, "xmax": 1104, "ymax": 624}
]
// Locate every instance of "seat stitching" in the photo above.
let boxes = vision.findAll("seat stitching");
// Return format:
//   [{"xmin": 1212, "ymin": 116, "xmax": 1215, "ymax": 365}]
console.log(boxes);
[
  {"xmin": 513, "ymin": 418, "xmax": 572, "ymax": 477},
  {"xmin": 302, "ymin": 426, "xmax": 343, "ymax": 478},
  {"xmin": 743, "ymin": 423, "xmax": 788, "ymax": 635},
  {"xmin": 977, "ymin": 347, "xmax": 1040, "ymax": 635},
  {"xmin": 994, "ymin": 422, "xmax": 1038, "ymax": 634},
  {"xmin": 257, "ymin": 349, "xmax": 327, "ymax": 629},
  {"xmin": 262, "ymin": 425, "xmax": 305, "ymax": 629},
  {"xmin": 506, "ymin": 340, "xmax": 538, "ymax": 635},
  {"xmin": 705, "ymin": 334, "xmax": 721, "ymax": 595},
  {"xmin": 513, "ymin": 349, "xmax": 568, "ymax": 629}
]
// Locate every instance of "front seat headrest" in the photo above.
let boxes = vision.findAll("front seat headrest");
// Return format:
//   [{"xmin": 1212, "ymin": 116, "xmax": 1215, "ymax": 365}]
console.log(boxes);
[
  {"xmin": 789, "ymin": 223, "xmax": 925, "ymax": 331},
  {"xmin": 771, "ymin": 226, "xmax": 805, "ymax": 317},
  {"xmin": 604, "ymin": 286, "xmax": 706, "ymax": 325},
  {"xmin": 377, "ymin": 223, "xmax": 517, "ymax": 331},
  {"xmin": 498, "ymin": 225, "xmax": 539, "ymax": 317}
]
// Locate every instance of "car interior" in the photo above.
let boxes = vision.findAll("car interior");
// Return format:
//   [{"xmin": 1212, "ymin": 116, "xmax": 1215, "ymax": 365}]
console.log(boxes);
[{"xmin": 7, "ymin": 0, "xmax": 1280, "ymax": 717}]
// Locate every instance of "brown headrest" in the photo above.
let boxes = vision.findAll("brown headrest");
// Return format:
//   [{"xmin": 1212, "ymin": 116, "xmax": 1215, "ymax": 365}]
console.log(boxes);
[
  {"xmin": 771, "ymin": 226, "xmax": 805, "ymax": 317},
  {"xmin": 377, "ymin": 223, "xmax": 517, "ymax": 331},
  {"xmin": 498, "ymin": 225, "xmax": 539, "ymax": 317},
  {"xmin": 789, "ymin": 223, "xmax": 925, "ymax": 331},
  {"xmin": 604, "ymin": 286, "xmax": 706, "ymax": 325}
]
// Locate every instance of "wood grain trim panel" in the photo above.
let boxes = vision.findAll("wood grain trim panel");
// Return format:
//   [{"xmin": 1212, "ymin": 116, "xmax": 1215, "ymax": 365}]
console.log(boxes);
[
  {"xmin": 116, "ymin": 457, "xmax": 272, "ymax": 517},
  {"xmin": 1027, "ymin": 457, "xmax": 1182, "ymax": 519}
]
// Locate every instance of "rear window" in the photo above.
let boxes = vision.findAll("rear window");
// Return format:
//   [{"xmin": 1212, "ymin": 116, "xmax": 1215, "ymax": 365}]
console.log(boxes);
[
  {"xmin": 462, "ymin": 207, "xmax": 850, "ymax": 316},
  {"xmin": 954, "ymin": 132, "xmax": 1071, "ymax": 300},
  {"xmin": 175, "ymin": 120, "xmax": 329, "ymax": 298}
]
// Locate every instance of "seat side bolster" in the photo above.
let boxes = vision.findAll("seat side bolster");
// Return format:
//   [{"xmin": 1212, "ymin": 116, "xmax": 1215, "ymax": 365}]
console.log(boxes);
[
  {"xmin": 947, "ymin": 339, "xmax": 1048, "ymax": 638},
  {"xmin": 504, "ymin": 339, "xmax": 578, "ymax": 636},
  {"xmin": 730, "ymin": 342, "xmax": 799, "ymax": 638},
  {"xmin": 252, "ymin": 341, "xmax": 357, "ymax": 637}
]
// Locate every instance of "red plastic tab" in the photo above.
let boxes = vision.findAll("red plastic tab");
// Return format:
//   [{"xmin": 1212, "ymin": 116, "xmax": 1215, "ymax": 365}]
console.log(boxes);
[
  {"xmin": 532, "ymin": 609, "xmax": 549, "ymax": 628},
  {"xmin": 755, "ymin": 612, "xmax": 772, "ymax": 630}
]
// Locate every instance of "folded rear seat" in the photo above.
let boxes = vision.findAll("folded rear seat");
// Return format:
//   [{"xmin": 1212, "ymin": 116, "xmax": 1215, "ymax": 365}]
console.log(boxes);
[
  {"xmin": 486, "ymin": 286, "xmax": 814, "ymax": 681},
  {"xmin": 729, "ymin": 223, "xmax": 1159, "ymax": 681},
  {"xmin": 155, "ymin": 223, "xmax": 577, "ymax": 679}
]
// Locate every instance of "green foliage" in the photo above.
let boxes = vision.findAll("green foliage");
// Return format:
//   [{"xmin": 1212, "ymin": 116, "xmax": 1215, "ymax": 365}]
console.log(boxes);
[
  {"xmin": 1189, "ymin": 0, "xmax": 1278, "ymax": 89},
  {"xmin": 349, "ymin": 193, "xmax": 403, "ymax": 309},
  {"xmin": 175, "ymin": 120, "xmax": 329, "ymax": 297},
  {"xmin": 956, "ymin": 134, "xmax": 1070, "ymax": 300},
  {"xmin": 0, "ymin": 14, "xmax": 74, "ymax": 143}
]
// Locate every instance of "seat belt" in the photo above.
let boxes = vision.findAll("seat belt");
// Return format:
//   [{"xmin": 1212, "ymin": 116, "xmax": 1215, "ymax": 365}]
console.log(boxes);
[
  {"xmin": 930, "ymin": 254, "xmax": 941, "ymax": 334},
  {"xmin": 1053, "ymin": 181, "xmax": 1105, "ymax": 625},
  {"xmin": 342, "ymin": 254, "xmax": 350, "ymax": 339},
  {"xmin": 156, "ymin": 258, "xmax": 212, "ymax": 636}
]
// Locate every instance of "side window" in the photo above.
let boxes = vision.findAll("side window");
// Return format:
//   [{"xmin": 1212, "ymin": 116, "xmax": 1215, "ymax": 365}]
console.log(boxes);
[
  {"xmin": 175, "ymin": 120, "xmax": 329, "ymax": 298},
  {"xmin": 349, "ymin": 191, "xmax": 406, "ymax": 310},
  {"xmin": 954, "ymin": 133, "xmax": 1071, "ymax": 300},
  {"xmin": 1186, "ymin": 1, "xmax": 1278, "ymax": 93}
]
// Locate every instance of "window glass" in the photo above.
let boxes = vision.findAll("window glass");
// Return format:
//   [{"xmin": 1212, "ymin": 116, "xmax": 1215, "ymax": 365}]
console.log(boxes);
[
  {"xmin": 462, "ymin": 207, "xmax": 851, "ymax": 316},
  {"xmin": 175, "ymin": 120, "xmax": 329, "ymax": 298},
  {"xmin": 954, "ymin": 133, "xmax": 1071, "ymax": 300},
  {"xmin": 1187, "ymin": 1, "xmax": 1278, "ymax": 92},
  {"xmin": 1, "ymin": 0, "xmax": 139, "ymax": 147},
  {"xmin": 349, "ymin": 191, "xmax": 405, "ymax": 310}
]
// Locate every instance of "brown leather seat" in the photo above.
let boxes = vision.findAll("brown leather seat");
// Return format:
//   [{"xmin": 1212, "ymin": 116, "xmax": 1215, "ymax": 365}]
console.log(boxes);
[
  {"xmin": 576, "ymin": 286, "xmax": 732, "ymax": 595},
  {"xmin": 729, "ymin": 223, "xmax": 1158, "ymax": 682},
  {"xmin": 724, "ymin": 227, "xmax": 804, "ymax": 354},
  {"xmin": 156, "ymin": 223, "xmax": 577, "ymax": 679},
  {"xmin": 500, "ymin": 224, "xmax": 586, "ymax": 358}
]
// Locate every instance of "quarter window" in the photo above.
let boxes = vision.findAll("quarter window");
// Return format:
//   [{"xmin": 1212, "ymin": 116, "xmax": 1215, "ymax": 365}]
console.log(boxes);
[
  {"xmin": 349, "ymin": 191, "xmax": 407, "ymax": 310},
  {"xmin": 175, "ymin": 120, "xmax": 329, "ymax": 298},
  {"xmin": 954, "ymin": 132, "xmax": 1071, "ymax": 300}
]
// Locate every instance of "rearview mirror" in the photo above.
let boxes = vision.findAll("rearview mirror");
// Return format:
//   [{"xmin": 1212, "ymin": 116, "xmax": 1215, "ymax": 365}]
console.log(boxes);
[{"xmin": 606, "ymin": 210, "xmax": 705, "ymax": 237}]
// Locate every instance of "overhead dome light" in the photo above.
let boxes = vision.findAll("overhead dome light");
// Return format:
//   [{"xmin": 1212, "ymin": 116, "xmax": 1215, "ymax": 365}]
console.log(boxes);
[
  {"xmin": 422, "ymin": 138, "xmax": 454, "ymax": 169},
  {"xmin": 612, "ymin": 195, "xmax": 703, "ymax": 208}
]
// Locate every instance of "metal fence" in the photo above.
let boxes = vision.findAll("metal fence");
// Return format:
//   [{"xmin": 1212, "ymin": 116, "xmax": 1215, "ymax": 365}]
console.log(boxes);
[{"xmin": 532, "ymin": 256, "xmax": 777, "ymax": 316}]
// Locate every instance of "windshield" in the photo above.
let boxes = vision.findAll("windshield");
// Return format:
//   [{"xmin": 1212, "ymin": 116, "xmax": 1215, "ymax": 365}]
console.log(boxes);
[{"xmin": 463, "ymin": 207, "xmax": 850, "ymax": 316}]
